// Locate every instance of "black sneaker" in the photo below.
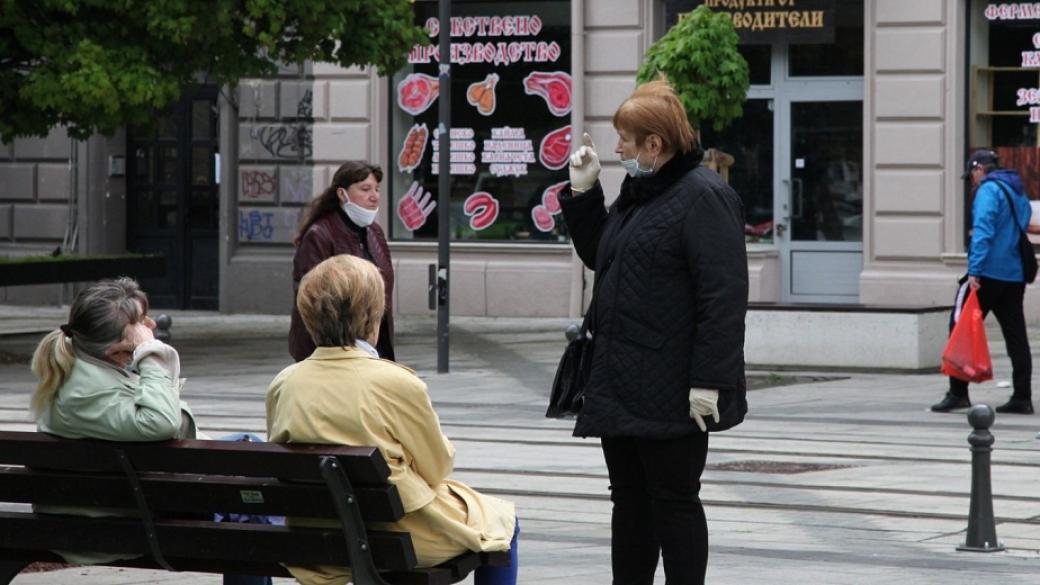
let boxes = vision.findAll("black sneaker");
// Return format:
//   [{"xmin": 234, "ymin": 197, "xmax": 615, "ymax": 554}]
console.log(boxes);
[
  {"xmin": 931, "ymin": 393, "xmax": 971, "ymax": 412},
  {"xmin": 995, "ymin": 399, "xmax": 1034, "ymax": 415}
]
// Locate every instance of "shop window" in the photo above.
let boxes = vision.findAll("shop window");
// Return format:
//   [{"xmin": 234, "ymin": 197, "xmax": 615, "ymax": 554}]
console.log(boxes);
[
  {"xmin": 389, "ymin": 0, "xmax": 571, "ymax": 243},
  {"xmin": 968, "ymin": 0, "xmax": 1040, "ymax": 206}
]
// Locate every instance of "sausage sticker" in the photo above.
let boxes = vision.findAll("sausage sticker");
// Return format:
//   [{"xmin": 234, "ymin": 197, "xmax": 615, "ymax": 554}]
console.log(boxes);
[
  {"xmin": 463, "ymin": 192, "xmax": 500, "ymax": 231},
  {"xmin": 397, "ymin": 123, "xmax": 429, "ymax": 173}
]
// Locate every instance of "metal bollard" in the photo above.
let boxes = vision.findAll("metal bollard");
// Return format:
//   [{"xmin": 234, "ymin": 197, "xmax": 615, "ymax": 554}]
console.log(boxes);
[
  {"xmin": 154, "ymin": 314, "xmax": 173, "ymax": 344},
  {"xmin": 957, "ymin": 404, "xmax": 1005, "ymax": 552},
  {"xmin": 564, "ymin": 323, "xmax": 580, "ymax": 342}
]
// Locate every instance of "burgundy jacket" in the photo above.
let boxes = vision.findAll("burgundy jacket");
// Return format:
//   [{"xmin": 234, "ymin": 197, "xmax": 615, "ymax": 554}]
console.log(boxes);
[{"xmin": 289, "ymin": 211, "xmax": 395, "ymax": 362}]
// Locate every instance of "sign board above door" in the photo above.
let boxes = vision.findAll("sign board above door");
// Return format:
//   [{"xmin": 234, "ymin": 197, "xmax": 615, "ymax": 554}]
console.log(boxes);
[{"xmin": 667, "ymin": 0, "xmax": 836, "ymax": 44}]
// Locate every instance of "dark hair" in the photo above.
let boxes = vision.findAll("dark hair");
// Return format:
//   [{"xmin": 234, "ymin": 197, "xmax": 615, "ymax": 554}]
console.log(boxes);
[
  {"xmin": 30, "ymin": 278, "xmax": 149, "ymax": 417},
  {"xmin": 293, "ymin": 161, "xmax": 383, "ymax": 246}
]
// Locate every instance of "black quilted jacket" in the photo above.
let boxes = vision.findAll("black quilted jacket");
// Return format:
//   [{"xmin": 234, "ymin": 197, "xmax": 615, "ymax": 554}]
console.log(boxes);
[{"xmin": 560, "ymin": 150, "xmax": 748, "ymax": 438}]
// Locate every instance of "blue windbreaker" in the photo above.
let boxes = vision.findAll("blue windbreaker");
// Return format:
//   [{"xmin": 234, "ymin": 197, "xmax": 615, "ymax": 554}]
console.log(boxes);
[{"xmin": 969, "ymin": 169, "xmax": 1032, "ymax": 282}]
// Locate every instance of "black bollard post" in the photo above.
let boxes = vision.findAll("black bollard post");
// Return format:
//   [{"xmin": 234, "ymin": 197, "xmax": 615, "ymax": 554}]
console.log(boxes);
[
  {"xmin": 154, "ymin": 314, "xmax": 173, "ymax": 344},
  {"xmin": 957, "ymin": 404, "xmax": 1005, "ymax": 552}
]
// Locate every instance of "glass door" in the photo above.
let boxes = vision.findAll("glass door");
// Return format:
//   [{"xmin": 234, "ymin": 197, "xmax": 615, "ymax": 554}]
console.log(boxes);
[{"xmin": 777, "ymin": 98, "xmax": 863, "ymax": 303}]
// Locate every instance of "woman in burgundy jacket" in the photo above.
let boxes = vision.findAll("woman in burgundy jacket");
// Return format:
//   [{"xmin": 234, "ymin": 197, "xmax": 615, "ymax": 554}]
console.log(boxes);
[{"xmin": 289, "ymin": 161, "xmax": 395, "ymax": 361}]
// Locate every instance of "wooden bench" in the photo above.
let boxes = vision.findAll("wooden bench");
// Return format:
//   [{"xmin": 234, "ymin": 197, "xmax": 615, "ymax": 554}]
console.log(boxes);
[{"xmin": 0, "ymin": 431, "xmax": 509, "ymax": 584}]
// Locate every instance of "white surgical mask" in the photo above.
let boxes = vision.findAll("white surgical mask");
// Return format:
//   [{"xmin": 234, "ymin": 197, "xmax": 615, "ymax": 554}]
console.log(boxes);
[
  {"xmin": 620, "ymin": 150, "xmax": 658, "ymax": 178},
  {"xmin": 342, "ymin": 201, "xmax": 378, "ymax": 227}
]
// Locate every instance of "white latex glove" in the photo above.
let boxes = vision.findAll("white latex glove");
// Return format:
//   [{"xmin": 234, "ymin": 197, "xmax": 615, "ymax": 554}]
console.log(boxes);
[
  {"xmin": 131, "ymin": 339, "xmax": 181, "ymax": 384},
  {"xmin": 568, "ymin": 132, "xmax": 601, "ymax": 192},
  {"xmin": 689, "ymin": 388, "xmax": 720, "ymax": 432}
]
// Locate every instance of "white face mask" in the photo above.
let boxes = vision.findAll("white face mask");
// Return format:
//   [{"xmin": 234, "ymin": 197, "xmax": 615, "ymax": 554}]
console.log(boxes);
[
  {"xmin": 342, "ymin": 201, "xmax": 378, "ymax": 227},
  {"xmin": 620, "ymin": 150, "xmax": 658, "ymax": 178}
]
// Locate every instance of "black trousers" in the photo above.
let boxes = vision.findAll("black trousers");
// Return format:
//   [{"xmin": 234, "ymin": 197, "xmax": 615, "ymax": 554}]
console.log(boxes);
[
  {"xmin": 601, "ymin": 433, "xmax": 709, "ymax": 585},
  {"xmin": 948, "ymin": 277, "xmax": 1032, "ymax": 400}
]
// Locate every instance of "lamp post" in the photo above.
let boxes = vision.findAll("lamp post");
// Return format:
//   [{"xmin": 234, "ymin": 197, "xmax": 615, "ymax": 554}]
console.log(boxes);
[{"xmin": 436, "ymin": 0, "xmax": 451, "ymax": 373}]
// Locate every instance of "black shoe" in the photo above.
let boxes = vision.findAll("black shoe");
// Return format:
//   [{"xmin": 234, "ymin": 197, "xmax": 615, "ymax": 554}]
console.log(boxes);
[
  {"xmin": 931, "ymin": 393, "xmax": 971, "ymax": 412},
  {"xmin": 995, "ymin": 399, "xmax": 1034, "ymax": 415}
]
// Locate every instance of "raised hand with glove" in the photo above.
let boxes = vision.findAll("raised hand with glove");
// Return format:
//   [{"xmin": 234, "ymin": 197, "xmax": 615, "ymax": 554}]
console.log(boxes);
[
  {"xmin": 689, "ymin": 388, "xmax": 720, "ymax": 432},
  {"xmin": 568, "ymin": 132, "xmax": 601, "ymax": 193}
]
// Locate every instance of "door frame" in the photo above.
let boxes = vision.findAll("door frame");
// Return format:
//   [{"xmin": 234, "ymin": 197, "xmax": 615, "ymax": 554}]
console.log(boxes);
[{"xmin": 764, "ymin": 45, "xmax": 864, "ymax": 304}]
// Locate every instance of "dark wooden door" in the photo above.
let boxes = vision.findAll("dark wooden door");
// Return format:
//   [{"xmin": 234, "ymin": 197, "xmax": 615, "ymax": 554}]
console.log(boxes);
[{"xmin": 127, "ymin": 86, "xmax": 220, "ymax": 310}]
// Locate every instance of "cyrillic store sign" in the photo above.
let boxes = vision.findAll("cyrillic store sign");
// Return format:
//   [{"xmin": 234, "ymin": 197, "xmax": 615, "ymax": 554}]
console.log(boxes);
[{"xmin": 668, "ymin": 0, "xmax": 835, "ymax": 44}]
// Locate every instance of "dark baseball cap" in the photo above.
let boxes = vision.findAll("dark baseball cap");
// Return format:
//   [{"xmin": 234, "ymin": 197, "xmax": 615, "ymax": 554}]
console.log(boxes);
[{"xmin": 961, "ymin": 150, "xmax": 998, "ymax": 179}]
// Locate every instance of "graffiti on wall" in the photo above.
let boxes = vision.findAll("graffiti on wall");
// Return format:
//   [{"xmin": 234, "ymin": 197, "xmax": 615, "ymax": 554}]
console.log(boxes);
[
  {"xmin": 252, "ymin": 124, "xmax": 313, "ymax": 159},
  {"xmin": 239, "ymin": 208, "xmax": 303, "ymax": 243},
  {"xmin": 240, "ymin": 170, "xmax": 277, "ymax": 199}
]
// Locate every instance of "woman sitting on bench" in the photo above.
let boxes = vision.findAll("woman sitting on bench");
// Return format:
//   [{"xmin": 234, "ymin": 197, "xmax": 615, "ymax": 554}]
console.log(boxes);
[
  {"xmin": 28, "ymin": 278, "xmax": 269, "ymax": 585},
  {"xmin": 267, "ymin": 255, "xmax": 519, "ymax": 585}
]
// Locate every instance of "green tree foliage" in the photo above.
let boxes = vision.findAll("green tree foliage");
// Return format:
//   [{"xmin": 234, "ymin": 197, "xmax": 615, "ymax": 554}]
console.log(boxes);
[
  {"xmin": 636, "ymin": 5, "xmax": 749, "ymax": 131},
  {"xmin": 0, "ymin": 0, "xmax": 429, "ymax": 142}
]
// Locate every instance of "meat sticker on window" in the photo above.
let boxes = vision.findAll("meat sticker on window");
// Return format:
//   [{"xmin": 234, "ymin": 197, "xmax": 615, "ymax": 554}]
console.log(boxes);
[
  {"xmin": 539, "ymin": 125, "xmax": 572, "ymax": 170},
  {"xmin": 398, "ymin": 123, "xmax": 429, "ymax": 173},
  {"xmin": 463, "ymin": 191, "xmax": 500, "ymax": 231},
  {"xmin": 398, "ymin": 73, "xmax": 440, "ymax": 116},
  {"xmin": 397, "ymin": 181, "xmax": 437, "ymax": 231},
  {"xmin": 466, "ymin": 73, "xmax": 499, "ymax": 116},
  {"xmin": 531, "ymin": 180, "xmax": 566, "ymax": 232},
  {"xmin": 523, "ymin": 71, "xmax": 572, "ymax": 117}
]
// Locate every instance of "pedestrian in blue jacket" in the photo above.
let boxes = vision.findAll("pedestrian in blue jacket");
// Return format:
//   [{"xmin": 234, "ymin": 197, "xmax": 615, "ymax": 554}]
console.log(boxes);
[{"xmin": 932, "ymin": 150, "xmax": 1035, "ymax": 414}]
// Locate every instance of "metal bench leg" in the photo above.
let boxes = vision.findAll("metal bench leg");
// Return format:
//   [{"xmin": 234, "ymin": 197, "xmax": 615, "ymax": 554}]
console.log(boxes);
[
  {"xmin": 319, "ymin": 456, "xmax": 390, "ymax": 585},
  {"xmin": 0, "ymin": 561, "xmax": 30, "ymax": 585}
]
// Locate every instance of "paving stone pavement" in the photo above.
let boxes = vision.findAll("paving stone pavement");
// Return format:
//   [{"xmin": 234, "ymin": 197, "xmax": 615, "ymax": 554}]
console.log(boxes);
[{"xmin": 0, "ymin": 305, "xmax": 1038, "ymax": 584}]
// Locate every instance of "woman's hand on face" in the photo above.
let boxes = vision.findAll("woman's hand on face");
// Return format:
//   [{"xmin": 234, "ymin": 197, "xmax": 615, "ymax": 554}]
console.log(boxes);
[{"xmin": 123, "ymin": 321, "xmax": 156, "ymax": 349}]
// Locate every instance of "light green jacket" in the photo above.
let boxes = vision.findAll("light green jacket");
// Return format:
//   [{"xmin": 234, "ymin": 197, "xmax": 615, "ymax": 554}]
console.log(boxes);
[{"xmin": 38, "ymin": 352, "xmax": 194, "ymax": 441}]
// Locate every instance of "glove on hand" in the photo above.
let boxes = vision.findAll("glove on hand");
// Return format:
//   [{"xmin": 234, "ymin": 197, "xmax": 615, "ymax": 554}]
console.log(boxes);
[
  {"xmin": 689, "ymin": 388, "xmax": 720, "ymax": 432},
  {"xmin": 568, "ymin": 132, "xmax": 601, "ymax": 192},
  {"xmin": 131, "ymin": 339, "xmax": 182, "ymax": 385}
]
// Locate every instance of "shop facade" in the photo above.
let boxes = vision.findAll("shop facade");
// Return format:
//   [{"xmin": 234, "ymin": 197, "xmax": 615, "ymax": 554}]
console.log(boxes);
[{"xmin": 2, "ymin": 1, "xmax": 1038, "ymax": 320}]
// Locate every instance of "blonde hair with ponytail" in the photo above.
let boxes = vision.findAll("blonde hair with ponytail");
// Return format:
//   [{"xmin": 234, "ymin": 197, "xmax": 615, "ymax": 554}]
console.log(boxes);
[
  {"xmin": 29, "ymin": 278, "xmax": 149, "ymax": 419},
  {"xmin": 29, "ymin": 330, "xmax": 77, "ymax": 417}
]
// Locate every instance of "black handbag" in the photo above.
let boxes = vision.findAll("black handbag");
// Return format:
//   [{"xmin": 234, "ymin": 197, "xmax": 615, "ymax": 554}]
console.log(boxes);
[
  {"xmin": 545, "ymin": 313, "xmax": 593, "ymax": 418},
  {"xmin": 993, "ymin": 180, "xmax": 1038, "ymax": 284}
]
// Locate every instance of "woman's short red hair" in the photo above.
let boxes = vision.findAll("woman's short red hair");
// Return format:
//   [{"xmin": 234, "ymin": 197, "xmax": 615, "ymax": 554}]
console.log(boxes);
[{"xmin": 612, "ymin": 79, "xmax": 697, "ymax": 154}]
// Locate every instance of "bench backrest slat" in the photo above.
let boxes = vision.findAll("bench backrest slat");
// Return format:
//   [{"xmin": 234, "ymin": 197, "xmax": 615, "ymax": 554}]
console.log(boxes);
[
  {"xmin": 0, "ymin": 467, "xmax": 405, "ymax": 521},
  {"xmin": 0, "ymin": 431, "xmax": 390, "ymax": 483}
]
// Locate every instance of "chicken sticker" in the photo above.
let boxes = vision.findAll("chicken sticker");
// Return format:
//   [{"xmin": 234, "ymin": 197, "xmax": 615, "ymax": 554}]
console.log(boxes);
[
  {"xmin": 397, "ymin": 73, "xmax": 440, "ymax": 116},
  {"xmin": 523, "ymin": 71, "xmax": 572, "ymax": 117},
  {"xmin": 466, "ymin": 73, "xmax": 499, "ymax": 116},
  {"xmin": 397, "ymin": 123, "xmax": 429, "ymax": 174},
  {"xmin": 532, "ymin": 181, "xmax": 568, "ymax": 232},
  {"xmin": 463, "ymin": 192, "xmax": 500, "ymax": 231},
  {"xmin": 538, "ymin": 125, "xmax": 572, "ymax": 170}
]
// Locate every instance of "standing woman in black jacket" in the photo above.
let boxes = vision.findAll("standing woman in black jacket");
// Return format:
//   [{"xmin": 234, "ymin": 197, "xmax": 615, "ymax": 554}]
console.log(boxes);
[{"xmin": 559, "ymin": 79, "xmax": 748, "ymax": 585}]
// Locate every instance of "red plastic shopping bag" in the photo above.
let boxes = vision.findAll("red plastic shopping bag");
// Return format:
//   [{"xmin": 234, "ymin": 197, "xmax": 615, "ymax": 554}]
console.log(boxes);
[{"xmin": 940, "ymin": 289, "xmax": 993, "ymax": 383}]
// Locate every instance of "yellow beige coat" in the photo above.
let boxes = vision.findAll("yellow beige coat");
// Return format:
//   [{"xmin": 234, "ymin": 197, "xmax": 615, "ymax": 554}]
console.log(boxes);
[{"xmin": 266, "ymin": 346, "xmax": 516, "ymax": 585}]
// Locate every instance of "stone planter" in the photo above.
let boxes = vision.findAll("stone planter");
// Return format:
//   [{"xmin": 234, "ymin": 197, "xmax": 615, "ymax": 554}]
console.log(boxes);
[{"xmin": 0, "ymin": 255, "xmax": 167, "ymax": 287}]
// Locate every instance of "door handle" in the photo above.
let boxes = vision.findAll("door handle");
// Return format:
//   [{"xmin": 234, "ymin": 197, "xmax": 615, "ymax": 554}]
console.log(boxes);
[{"xmin": 775, "ymin": 223, "xmax": 787, "ymax": 237}]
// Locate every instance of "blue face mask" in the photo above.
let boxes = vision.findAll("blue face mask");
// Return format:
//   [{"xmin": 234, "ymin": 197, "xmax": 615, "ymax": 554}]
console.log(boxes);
[{"xmin": 620, "ymin": 150, "xmax": 658, "ymax": 178}]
